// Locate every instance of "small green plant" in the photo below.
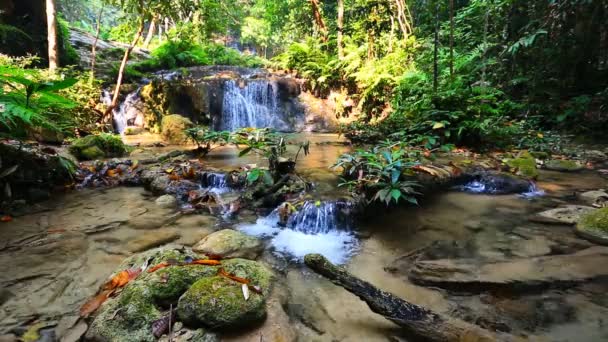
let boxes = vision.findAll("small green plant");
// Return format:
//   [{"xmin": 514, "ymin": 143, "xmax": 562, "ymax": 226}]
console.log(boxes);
[{"xmin": 184, "ymin": 127, "xmax": 231, "ymax": 156}]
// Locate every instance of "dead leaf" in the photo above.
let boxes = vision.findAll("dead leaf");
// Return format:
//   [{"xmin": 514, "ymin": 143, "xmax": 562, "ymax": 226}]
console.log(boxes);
[
  {"xmin": 1, "ymin": 215, "xmax": 12, "ymax": 222},
  {"xmin": 102, "ymin": 268, "xmax": 141, "ymax": 290},
  {"xmin": 151, "ymin": 308, "xmax": 176, "ymax": 338},
  {"xmin": 218, "ymin": 268, "xmax": 249, "ymax": 284},
  {"xmin": 189, "ymin": 259, "xmax": 221, "ymax": 266},
  {"xmin": 147, "ymin": 262, "xmax": 171, "ymax": 273},
  {"xmin": 80, "ymin": 290, "xmax": 113, "ymax": 317},
  {"xmin": 241, "ymin": 283, "xmax": 250, "ymax": 301}
]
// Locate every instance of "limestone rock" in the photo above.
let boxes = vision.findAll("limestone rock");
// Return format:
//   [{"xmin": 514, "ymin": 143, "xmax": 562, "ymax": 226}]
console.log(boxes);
[
  {"xmin": 578, "ymin": 190, "xmax": 608, "ymax": 207},
  {"xmin": 177, "ymin": 259, "xmax": 273, "ymax": 329},
  {"xmin": 530, "ymin": 205, "xmax": 596, "ymax": 225},
  {"xmin": 544, "ymin": 159, "xmax": 584, "ymax": 172},
  {"xmin": 155, "ymin": 194, "xmax": 177, "ymax": 209},
  {"xmin": 161, "ymin": 114, "xmax": 193, "ymax": 145},
  {"xmin": 575, "ymin": 207, "xmax": 608, "ymax": 245},
  {"xmin": 128, "ymin": 230, "xmax": 181, "ymax": 253},
  {"xmin": 193, "ymin": 229, "xmax": 263, "ymax": 260}
]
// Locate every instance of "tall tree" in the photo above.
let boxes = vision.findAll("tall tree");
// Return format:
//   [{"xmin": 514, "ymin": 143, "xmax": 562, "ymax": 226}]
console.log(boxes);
[
  {"xmin": 46, "ymin": 0, "xmax": 58, "ymax": 71},
  {"xmin": 143, "ymin": 15, "xmax": 158, "ymax": 48},
  {"xmin": 90, "ymin": 6, "xmax": 104, "ymax": 80},
  {"xmin": 337, "ymin": 0, "xmax": 344, "ymax": 59},
  {"xmin": 309, "ymin": 0, "xmax": 328, "ymax": 42}
]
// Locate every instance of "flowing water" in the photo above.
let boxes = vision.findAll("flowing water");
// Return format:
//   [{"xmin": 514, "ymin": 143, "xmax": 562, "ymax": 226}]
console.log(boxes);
[
  {"xmin": 3, "ymin": 135, "xmax": 608, "ymax": 340},
  {"xmin": 102, "ymin": 89, "xmax": 145, "ymax": 135}
]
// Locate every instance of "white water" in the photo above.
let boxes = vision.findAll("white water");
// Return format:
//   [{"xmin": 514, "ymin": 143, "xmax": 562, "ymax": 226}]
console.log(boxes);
[
  {"xmin": 238, "ymin": 201, "xmax": 358, "ymax": 264},
  {"xmin": 101, "ymin": 89, "xmax": 144, "ymax": 134},
  {"xmin": 221, "ymin": 80, "xmax": 290, "ymax": 131},
  {"xmin": 200, "ymin": 172, "xmax": 230, "ymax": 194}
]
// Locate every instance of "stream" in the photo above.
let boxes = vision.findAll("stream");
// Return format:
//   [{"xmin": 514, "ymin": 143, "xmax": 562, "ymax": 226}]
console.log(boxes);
[{"xmin": 2, "ymin": 136, "xmax": 608, "ymax": 341}]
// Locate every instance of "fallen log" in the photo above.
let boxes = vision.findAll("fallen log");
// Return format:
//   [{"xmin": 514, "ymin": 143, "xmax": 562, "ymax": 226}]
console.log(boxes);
[
  {"xmin": 304, "ymin": 253, "xmax": 511, "ymax": 341},
  {"xmin": 409, "ymin": 246, "xmax": 608, "ymax": 293}
]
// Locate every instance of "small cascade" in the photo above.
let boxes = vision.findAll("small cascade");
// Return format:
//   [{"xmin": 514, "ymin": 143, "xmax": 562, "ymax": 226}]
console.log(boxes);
[
  {"xmin": 456, "ymin": 173, "xmax": 544, "ymax": 196},
  {"xmin": 200, "ymin": 172, "xmax": 230, "ymax": 194},
  {"xmin": 221, "ymin": 80, "xmax": 288, "ymax": 131},
  {"xmin": 239, "ymin": 200, "xmax": 358, "ymax": 264},
  {"xmin": 101, "ymin": 88, "xmax": 144, "ymax": 134}
]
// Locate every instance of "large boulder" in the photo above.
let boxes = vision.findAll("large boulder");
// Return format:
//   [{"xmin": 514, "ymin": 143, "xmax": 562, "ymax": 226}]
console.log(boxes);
[
  {"xmin": 161, "ymin": 114, "xmax": 194, "ymax": 144},
  {"xmin": 193, "ymin": 229, "xmax": 263, "ymax": 260},
  {"xmin": 69, "ymin": 134, "xmax": 129, "ymax": 161},
  {"xmin": 576, "ymin": 207, "xmax": 608, "ymax": 245},
  {"xmin": 177, "ymin": 258, "xmax": 273, "ymax": 329}
]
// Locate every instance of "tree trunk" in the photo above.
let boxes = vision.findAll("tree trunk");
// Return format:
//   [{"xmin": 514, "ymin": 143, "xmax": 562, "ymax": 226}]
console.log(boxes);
[
  {"xmin": 46, "ymin": 0, "xmax": 58, "ymax": 71},
  {"xmin": 104, "ymin": 16, "xmax": 145, "ymax": 123},
  {"xmin": 309, "ymin": 0, "xmax": 328, "ymax": 42},
  {"xmin": 90, "ymin": 6, "xmax": 104, "ymax": 80},
  {"xmin": 304, "ymin": 254, "xmax": 505, "ymax": 341},
  {"xmin": 337, "ymin": 0, "xmax": 344, "ymax": 59},
  {"xmin": 143, "ymin": 16, "xmax": 157, "ymax": 48},
  {"xmin": 449, "ymin": 0, "xmax": 454, "ymax": 79}
]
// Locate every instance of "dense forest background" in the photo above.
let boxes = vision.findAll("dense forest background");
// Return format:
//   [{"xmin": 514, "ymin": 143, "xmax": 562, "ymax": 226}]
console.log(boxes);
[{"xmin": 1, "ymin": 0, "xmax": 607, "ymax": 149}]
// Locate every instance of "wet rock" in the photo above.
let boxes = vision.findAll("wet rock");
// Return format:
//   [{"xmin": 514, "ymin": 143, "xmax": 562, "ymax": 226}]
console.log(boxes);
[
  {"xmin": 584, "ymin": 150, "xmax": 607, "ymax": 162},
  {"xmin": 575, "ymin": 207, "xmax": 608, "ymax": 245},
  {"xmin": 150, "ymin": 175, "xmax": 171, "ymax": 194},
  {"xmin": 177, "ymin": 258, "xmax": 273, "ymax": 329},
  {"xmin": 578, "ymin": 190, "xmax": 608, "ymax": 206},
  {"xmin": 68, "ymin": 134, "xmax": 129, "ymax": 161},
  {"xmin": 544, "ymin": 159, "xmax": 584, "ymax": 172},
  {"xmin": 161, "ymin": 115, "xmax": 193, "ymax": 145},
  {"xmin": 59, "ymin": 321, "xmax": 87, "ymax": 342},
  {"xmin": 505, "ymin": 153, "xmax": 539, "ymax": 179},
  {"xmin": 155, "ymin": 195, "xmax": 178, "ymax": 209},
  {"xmin": 128, "ymin": 230, "xmax": 181, "ymax": 253},
  {"xmin": 530, "ymin": 205, "xmax": 596, "ymax": 225},
  {"xmin": 193, "ymin": 229, "xmax": 263, "ymax": 260},
  {"xmin": 457, "ymin": 172, "xmax": 532, "ymax": 194}
]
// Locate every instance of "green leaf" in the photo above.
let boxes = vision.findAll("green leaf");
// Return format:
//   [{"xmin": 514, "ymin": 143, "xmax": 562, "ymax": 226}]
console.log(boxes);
[
  {"xmin": 390, "ymin": 189, "xmax": 401, "ymax": 203},
  {"xmin": 432, "ymin": 122, "xmax": 445, "ymax": 129},
  {"xmin": 239, "ymin": 146, "xmax": 253, "ymax": 157},
  {"xmin": 247, "ymin": 168, "xmax": 261, "ymax": 183},
  {"xmin": 391, "ymin": 169, "xmax": 401, "ymax": 184}
]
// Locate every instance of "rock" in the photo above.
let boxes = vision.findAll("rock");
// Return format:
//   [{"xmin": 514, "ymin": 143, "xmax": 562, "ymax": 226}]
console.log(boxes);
[
  {"xmin": 128, "ymin": 230, "xmax": 181, "ymax": 253},
  {"xmin": 193, "ymin": 229, "xmax": 263, "ymax": 260},
  {"xmin": 177, "ymin": 258, "xmax": 273, "ymax": 329},
  {"xmin": 69, "ymin": 134, "xmax": 129, "ymax": 161},
  {"xmin": 459, "ymin": 172, "xmax": 532, "ymax": 194},
  {"xmin": 29, "ymin": 127, "xmax": 65, "ymax": 144},
  {"xmin": 584, "ymin": 150, "xmax": 607, "ymax": 162},
  {"xmin": 575, "ymin": 207, "xmax": 608, "ymax": 245},
  {"xmin": 409, "ymin": 246, "xmax": 608, "ymax": 291},
  {"xmin": 544, "ymin": 159, "xmax": 584, "ymax": 172},
  {"xmin": 161, "ymin": 115, "xmax": 193, "ymax": 145},
  {"xmin": 578, "ymin": 190, "xmax": 608, "ymax": 206},
  {"xmin": 506, "ymin": 154, "xmax": 538, "ymax": 179},
  {"xmin": 155, "ymin": 195, "xmax": 177, "ymax": 209},
  {"xmin": 86, "ymin": 248, "xmax": 220, "ymax": 342},
  {"xmin": 59, "ymin": 321, "xmax": 87, "ymax": 342},
  {"xmin": 530, "ymin": 205, "xmax": 596, "ymax": 225}
]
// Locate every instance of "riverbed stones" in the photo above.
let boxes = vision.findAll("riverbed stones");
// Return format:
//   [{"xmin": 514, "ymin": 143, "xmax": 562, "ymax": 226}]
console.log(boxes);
[
  {"xmin": 578, "ymin": 190, "xmax": 608, "ymax": 207},
  {"xmin": 161, "ymin": 114, "xmax": 193, "ymax": 144},
  {"xmin": 155, "ymin": 194, "xmax": 178, "ymax": 209},
  {"xmin": 193, "ymin": 229, "xmax": 263, "ymax": 260},
  {"xmin": 177, "ymin": 258, "xmax": 273, "ymax": 329},
  {"xmin": 575, "ymin": 207, "xmax": 608, "ymax": 245},
  {"xmin": 505, "ymin": 153, "xmax": 539, "ymax": 179},
  {"xmin": 128, "ymin": 230, "xmax": 181, "ymax": 253},
  {"xmin": 530, "ymin": 205, "xmax": 596, "ymax": 225},
  {"xmin": 544, "ymin": 159, "xmax": 584, "ymax": 172}
]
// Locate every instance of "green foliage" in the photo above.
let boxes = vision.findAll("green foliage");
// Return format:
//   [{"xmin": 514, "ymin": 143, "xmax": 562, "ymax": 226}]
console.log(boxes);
[
  {"xmin": 57, "ymin": 17, "xmax": 80, "ymax": 66},
  {"xmin": 0, "ymin": 58, "xmax": 77, "ymax": 137},
  {"xmin": 184, "ymin": 127, "xmax": 231, "ymax": 156},
  {"xmin": 334, "ymin": 143, "xmax": 421, "ymax": 206}
]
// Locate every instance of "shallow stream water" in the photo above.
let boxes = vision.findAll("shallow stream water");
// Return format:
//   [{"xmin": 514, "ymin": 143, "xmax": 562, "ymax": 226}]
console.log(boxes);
[{"xmin": 2, "ymin": 133, "xmax": 608, "ymax": 341}]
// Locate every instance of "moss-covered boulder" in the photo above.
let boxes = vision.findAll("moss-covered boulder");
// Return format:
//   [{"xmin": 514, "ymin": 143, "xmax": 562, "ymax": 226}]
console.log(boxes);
[
  {"xmin": 576, "ymin": 207, "xmax": 608, "ymax": 245},
  {"xmin": 193, "ymin": 229, "xmax": 263, "ymax": 260},
  {"xmin": 177, "ymin": 258, "xmax": 273, "ymax": 329},
  {"xmin": 161, "ymin": 114, "xmax": 194, "ymax": 144},
  {"xmin": 69, "ymin": 134, "xmax": 128, "ymax": 161},
  {"xmin": 506, "ymin": 152, "xmax": 539, "ymax": 179},
  {"xmin": 85, "ymin": 248, "xmax": 219, "ymax": 341},
  {"xmin": 544, "ymin": 159, "xmax": 584, "ymax": 172}
]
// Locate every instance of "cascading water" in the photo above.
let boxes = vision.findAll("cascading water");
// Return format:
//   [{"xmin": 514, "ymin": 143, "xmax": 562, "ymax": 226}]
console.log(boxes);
[
  {"xmin": 456, "ymin": 173, "xmax": 544, "ymax": 197},
  {"xmin": 221, "ymin": 80, "xmax": 289, "ymax": 131},
  {"xmin": 239, "ymin": 201, "xmax": 358, "ymax": 264},
  {"xmin": 101, "ymin": 88, "xmax": 144, "ymax": 134},
  {"xmin": 200, "ymin": 172, "xmax": 230, "ymax": 194}
]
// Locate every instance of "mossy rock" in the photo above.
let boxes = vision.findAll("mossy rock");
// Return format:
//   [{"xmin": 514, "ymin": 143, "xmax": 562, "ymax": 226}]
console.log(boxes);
[
  {"xmin": 544, "ymin": 159, "xmax": 584, "ymax": 172},
  {"xmin": 506, "ymin": 155, "xmax": 539, "ymax": 179},
  {"xmin": 161, "ymin": 114, "xmax": 193, "ymax": 144},
  {"xmin": 575, "ymin": 207, "xmax": 608, "ymax": 245},
  {"xmin": 193, "ymin": 229, "xmax": 263, "ymax": 260},
  {"xmin": 69, "ymin": 134, "xmax": 129, "ymax": 161},
  {"xmin": 177, "ymin": 258, "xmax": 273, "ymax": 329}
]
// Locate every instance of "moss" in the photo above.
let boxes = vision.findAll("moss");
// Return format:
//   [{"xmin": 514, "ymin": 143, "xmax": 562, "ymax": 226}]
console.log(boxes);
[
  {"xmin": 576, "ymin": 208, "xmax": 608, "ymax": 245},
  {"xmin": 147, "ymin": 265, "xmax": 218, "ymax": 305},
  {"xmin": 177, "ymin": 258, "xmax": 273, "ymax": 329},
  {"xmin": 506, "ymin": 155, "xmax": 539, "ymax": 179},
  {"xmin": 544, "ymin": 159, "xmax": 583, "ymax": 172},
  {"xmin": 161, "ymin": 114, "xmax": 194, "ymax": 144},
  {"xmin": 69, "ymin": 134, "xmax": 129, "ymax": 160}
]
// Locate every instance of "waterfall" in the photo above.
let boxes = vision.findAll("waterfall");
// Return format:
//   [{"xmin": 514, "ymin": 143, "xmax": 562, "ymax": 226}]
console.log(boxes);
[
  {"xmin": 238, "ymin": 200, "xmax": 358, "ymax": 264},
  {"xmin": 101, "ymin": 88, "xmax": 144, "ymax": 134},
  {"xmin": 221, "ymin": 80, "xmax": 288, "ymax": 131},
  {"xmin": 200, "ymin": 172, "xmax": 230, "ymax": 194}
]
